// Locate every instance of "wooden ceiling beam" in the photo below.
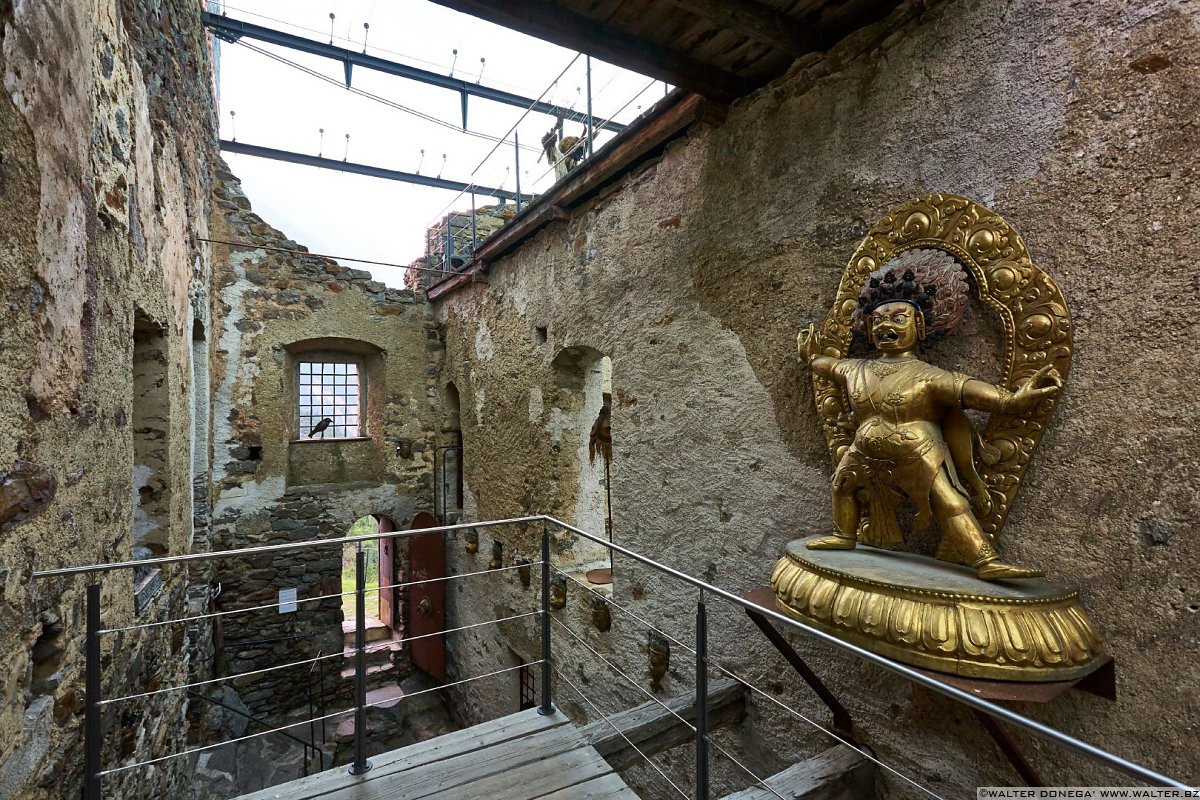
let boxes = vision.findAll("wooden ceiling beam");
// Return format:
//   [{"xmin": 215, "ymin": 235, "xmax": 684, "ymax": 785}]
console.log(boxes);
[
  {"xmin": 659, "ymin": 0, "xmax": 824, "ymax": 56},
  {"xmin": 425, "ymin": 0, "xmax": 752, "ymax": 103}
]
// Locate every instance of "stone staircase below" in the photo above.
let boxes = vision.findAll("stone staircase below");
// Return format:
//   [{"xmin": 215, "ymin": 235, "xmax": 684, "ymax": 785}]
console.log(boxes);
[{"xmin": 340, "ymin": 617, "xmax": 402, "ymax": 692}]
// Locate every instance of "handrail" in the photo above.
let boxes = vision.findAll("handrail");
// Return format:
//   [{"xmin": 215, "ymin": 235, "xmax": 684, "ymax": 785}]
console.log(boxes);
[
  {"xmin": 30, "ymin": 513, "xmax": 1189, "ymax": 790},
  {"xmin": 30, "ymin": 516, "xmax": 528, "ymax": 578},
  {"xmin": 185, "ymin": 689, "xmax": 324, "ymax": 774},
  {"xmin": 544, "ymin": 517, "xmax": 1187, "ymax": 789}
]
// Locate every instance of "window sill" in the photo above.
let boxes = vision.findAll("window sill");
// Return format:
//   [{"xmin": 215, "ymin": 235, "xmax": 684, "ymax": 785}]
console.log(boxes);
[{"xmin": 290, "ymin": 436, "xmax": 372, "ymax": 444}]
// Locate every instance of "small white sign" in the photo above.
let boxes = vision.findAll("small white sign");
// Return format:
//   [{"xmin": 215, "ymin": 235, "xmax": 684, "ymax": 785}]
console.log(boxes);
[{"xmin": 278, "ymin": 588, "xmax": 297, "ymax": 614}]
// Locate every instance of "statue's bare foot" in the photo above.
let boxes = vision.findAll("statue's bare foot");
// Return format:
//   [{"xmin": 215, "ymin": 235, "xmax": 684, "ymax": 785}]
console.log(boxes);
[
  {"xmin": 976, "ymin": 561, "xmax": 1044, "ymax": 581},
  {"xmin": 807, "ymin": 534, "xmax": 857, "ymax": 551}
]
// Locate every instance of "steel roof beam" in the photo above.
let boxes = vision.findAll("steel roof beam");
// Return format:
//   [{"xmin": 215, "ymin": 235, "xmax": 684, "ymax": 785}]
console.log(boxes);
[
  {"xmin": 219, "ymin": 140, "xmax": 522, "ymax": 202},
  {"xmin": 202, "ymin": 11, "xmax": 626, "ymax": 134}
]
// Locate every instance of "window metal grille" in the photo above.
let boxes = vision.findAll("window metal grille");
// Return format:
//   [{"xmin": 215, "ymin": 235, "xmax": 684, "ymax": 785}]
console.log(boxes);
[
  {"xmin": 519, "ymin": 661, "xmax": 536, "ymax": 711},
  {"xmin": 298, "ymin": 360, "xmax": 362, "ymax": 439}
]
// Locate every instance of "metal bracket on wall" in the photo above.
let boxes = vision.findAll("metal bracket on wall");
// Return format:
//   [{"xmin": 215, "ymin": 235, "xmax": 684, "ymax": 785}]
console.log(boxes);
[
  {"xmin": 745, "ymin": 587, "xmax": 1119, "ymax": 787},
  {"xmin": 934, "ymin": 657, "xmax": 1115, "ymax": 787},
  {"xmin": 742, "ymin": 588, "xmax": 856, "ymax": 745}
]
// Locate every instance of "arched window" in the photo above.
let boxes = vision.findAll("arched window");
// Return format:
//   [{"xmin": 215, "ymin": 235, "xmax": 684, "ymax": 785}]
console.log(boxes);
[
  {"xmin": 285, "ymin": 338, "xmax": 382, "ymax": 442},
  {"xmin": 133, "ymin": 311, "xmax": 171, "ymax": 612}
]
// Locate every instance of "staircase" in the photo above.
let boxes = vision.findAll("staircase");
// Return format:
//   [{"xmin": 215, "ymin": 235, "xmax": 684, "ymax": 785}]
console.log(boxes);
[{"xmin": 340, "ymin": 618, "xmax": 402, "ymax": 691}]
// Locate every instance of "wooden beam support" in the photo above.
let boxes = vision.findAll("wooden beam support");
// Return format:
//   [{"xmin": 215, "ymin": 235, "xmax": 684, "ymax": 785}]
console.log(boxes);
[
  {"xmin": 580, "ymin": 677, "xmax": 747, "ymax": 771},
  {"xmin": 719, "ymin": 745, "xmax": 875, "ymax": 800},
  {"xmin": 659, "ymin": 0, "xmax": 824, "ymax": 57},
  {"xmin": 428, "ymin": 90, "xmax": 723, "ymax": 302},
  {"xmin": 425, "ymin": 0, "xmax": 751, "ymax": 102}
]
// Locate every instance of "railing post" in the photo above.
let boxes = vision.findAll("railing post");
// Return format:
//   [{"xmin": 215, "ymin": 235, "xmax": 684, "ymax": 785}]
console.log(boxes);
[
  {"xmin": 470, "ymin": 190, "xmax": 478, "ymax": 253},
  {"xmin": 514, "ymin": 132, "xmax": 522, "ymax": 213},
  {"xmin": 85, "ymin": 580, "xmax": 102, "ymax": 800},
  {"xmin": 538, "ymin": 522, "xmax": 555, "ymax": 715},
  {"xmin": 348, "ymin": 545, "xmax": 372, "ymax": 775},
  {"xmin": 585, "ymin": 55, "xmax": 594, "ymax": 158},
  {"xmin": 695, "ymin": 587, "xmax": 709, "ymax": 800}
]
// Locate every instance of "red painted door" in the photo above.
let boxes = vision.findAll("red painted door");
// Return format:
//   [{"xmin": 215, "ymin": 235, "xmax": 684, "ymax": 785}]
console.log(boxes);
[{"xmin": 408, "ymin": 511, "xmax": 446, "ymax": 680}]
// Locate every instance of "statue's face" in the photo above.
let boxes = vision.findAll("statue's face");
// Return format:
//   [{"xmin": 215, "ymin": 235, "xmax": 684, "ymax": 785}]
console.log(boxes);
[{"xmin": 870, "ymin": 301, "xmax": 920, "ymax": 352}]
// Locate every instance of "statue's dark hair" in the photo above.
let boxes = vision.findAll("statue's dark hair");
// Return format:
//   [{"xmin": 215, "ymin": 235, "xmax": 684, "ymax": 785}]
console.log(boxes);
[
  {"xmin": 850, "ymin": 248, "xmax": 970, "ymax": 347},
  {"xmin": 858, "ymin": 269, "xmax": 937, "ymax": 331}
]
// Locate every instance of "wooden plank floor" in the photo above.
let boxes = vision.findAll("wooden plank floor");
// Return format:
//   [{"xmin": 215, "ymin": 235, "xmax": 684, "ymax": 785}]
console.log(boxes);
[{"xmin": 235, "ymin": 708, "xmax": 640, "ymax": 800}]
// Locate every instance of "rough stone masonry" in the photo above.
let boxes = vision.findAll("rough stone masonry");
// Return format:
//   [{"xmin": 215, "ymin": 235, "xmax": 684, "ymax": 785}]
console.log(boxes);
[{"xmin": 0, "ymin": 0, "xmax": 1198, "ymax": 799}]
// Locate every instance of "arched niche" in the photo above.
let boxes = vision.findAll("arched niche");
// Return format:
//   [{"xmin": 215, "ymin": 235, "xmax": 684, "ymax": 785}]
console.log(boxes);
[
  {"xmin": 551, "ymin": 346, "xmax": 614, "ymax": 574},
  {"xmin": 439, "ymin": 382, "xmax": 464, "ymax": 522}
]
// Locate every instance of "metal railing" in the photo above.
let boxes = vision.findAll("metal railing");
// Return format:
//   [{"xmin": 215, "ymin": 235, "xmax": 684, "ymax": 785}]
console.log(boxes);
[
  {"xmin": 31, "ymin": 515, "xmax": 1189, "ymax": 799},
  {"xmin": 185, "ymin": 689, "xmax": 324, "ymax": 776}
]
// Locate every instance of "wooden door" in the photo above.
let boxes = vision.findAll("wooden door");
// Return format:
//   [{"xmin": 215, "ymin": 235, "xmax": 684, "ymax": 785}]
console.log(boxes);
[
  {"xmin": 377, "ymin": 516, "xmax": 396, "ymax": 630},
  {"xmin": 408, "ymin": 511, "xmax": 446, "ymax": 680}
]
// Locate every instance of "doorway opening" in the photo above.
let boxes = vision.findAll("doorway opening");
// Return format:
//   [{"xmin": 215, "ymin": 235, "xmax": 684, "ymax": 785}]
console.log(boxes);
[{"xmin": 341, "ymin": 515, "xmax": 400, "ymax": 633}]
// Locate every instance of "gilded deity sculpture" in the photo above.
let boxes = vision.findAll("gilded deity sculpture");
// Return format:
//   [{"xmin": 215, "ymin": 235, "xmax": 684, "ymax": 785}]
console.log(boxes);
[
  {"xmin": 796, "ymin": 249, "xmax": 1061, "ymax": 581},
  {"xmin": 771, "ymin": 196, "xmax": 1104, "ymax": 681}
]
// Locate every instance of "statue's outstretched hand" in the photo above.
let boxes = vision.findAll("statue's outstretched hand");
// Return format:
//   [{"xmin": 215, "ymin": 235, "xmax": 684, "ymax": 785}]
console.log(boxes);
[
  {"xmin": 1007, "ymin": 365, "xmax": 1062, "ymax": 415},
  {"xmin": 797, "ymin": 323, "xmax": 819, "ymax": 363}
]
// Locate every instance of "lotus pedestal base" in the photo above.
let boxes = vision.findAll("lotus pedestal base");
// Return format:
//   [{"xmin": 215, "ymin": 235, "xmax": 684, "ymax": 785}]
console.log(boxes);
[{"xmin": 771, "ymin": 537, "xmax": 1105, "ymax": 682}]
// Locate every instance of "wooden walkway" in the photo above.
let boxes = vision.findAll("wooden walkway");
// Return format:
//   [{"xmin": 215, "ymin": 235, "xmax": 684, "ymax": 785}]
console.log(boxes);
[{"xmin": 234, "ymin": 708, "xmax": 639, "ymax": 800}]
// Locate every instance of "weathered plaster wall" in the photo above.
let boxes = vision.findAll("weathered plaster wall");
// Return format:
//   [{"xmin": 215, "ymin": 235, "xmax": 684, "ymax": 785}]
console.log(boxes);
[
  {"xmin": 207, "ymin": 166, "xmax": 440, "ymax": 718},
  {"xmin": 436, "ymin": 0, "xmax": 1199, "ymax": 795},
  {"xmin": 0, "ymin": 0, "xmax": 215, "ymax": 797}
]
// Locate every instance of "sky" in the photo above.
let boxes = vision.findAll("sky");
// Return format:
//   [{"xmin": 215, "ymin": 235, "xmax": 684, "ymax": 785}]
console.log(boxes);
[{"xmin": 212, "ymin": 1, "xmax": 669, "ymax": 287}]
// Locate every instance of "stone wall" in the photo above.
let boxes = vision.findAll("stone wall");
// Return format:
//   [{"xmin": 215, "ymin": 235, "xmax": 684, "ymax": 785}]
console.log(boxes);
[
  {"xmin": 207, "ymin": 165, "xmax": 440, "ymax": 719},
  {"xmin": 0, "ymin": 0, "xmax": 216, "ymax": 797},
  {"xmin": 434, "ymin": 0, "xmax": 1200, "ymax": 795}
]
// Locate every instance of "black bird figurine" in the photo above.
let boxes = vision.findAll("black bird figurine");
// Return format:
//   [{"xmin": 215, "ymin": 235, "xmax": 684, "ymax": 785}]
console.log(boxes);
[{"xmin": 308, "ymin": 417, "xmax": 333, "ymax": 438}]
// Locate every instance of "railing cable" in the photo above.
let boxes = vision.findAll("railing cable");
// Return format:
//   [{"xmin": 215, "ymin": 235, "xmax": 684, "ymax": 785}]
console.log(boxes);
[
  {"xmin": 549, "ymin": 615, "xmax": 696, "ymax": 733},
  {"xmin": 97, "ymin": 705, "xmax": 352, "ymax": 776},
  {"xmin": 102, "ymin": 562, "xmax": 531, "ymax": 633},
  {"xmin": 552, "ymin": 665, "xmax": 690, "ymax": 800},
  {"xmin": 706, "ymin": 737, "xmax": 790, "ymax": 800},
  {"xmin": 365, "ymin": 661, "xmax": 537, "ymax": 711},
  {"xmin": 101, "ymin": 610, "xmax": 540, "ymax": 706},
  {"xmin": 554, "ymin": 563, "xmax": 947, "ymax": 798},
  {"xmin": 545, "ymin": 517, "xmax": 1184, "ymax": 789},
  {"xmin": 423, "ymin": 53, "xmax": 582, "ymax": 229}
]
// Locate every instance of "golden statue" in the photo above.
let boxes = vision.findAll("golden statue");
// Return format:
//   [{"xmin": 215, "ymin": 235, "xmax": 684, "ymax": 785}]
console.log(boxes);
[
  {"xmin": 772, "ymin": 195, "xmax": 1104, "ymax": 681},
  {"xmin": 797, "ymin": 248, "xmax": 1061, "ymax": 581}
]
